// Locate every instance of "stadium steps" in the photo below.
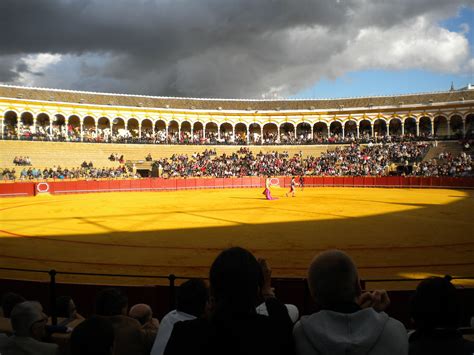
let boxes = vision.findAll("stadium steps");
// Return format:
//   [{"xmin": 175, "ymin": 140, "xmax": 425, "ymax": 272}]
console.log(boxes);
[
  {"xmin": 0, "ymin": 141, "xmax": 336, "ymax": 169},
  {"xmin": 422, "ymin": 141, "xmax": 463, "ymax": 162}
]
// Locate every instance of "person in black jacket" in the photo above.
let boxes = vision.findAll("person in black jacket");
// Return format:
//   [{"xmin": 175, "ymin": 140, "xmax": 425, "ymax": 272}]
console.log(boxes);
[
  {"xmin": 164, "ymin": 247, "xmax": 294, "ymax": 355},
  {"xmin": 409, "ymin": 275, "xmax": 474, "ymax": 355}
]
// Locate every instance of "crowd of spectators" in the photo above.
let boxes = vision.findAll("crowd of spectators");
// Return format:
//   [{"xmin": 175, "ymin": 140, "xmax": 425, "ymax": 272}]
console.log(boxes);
[
  {"xmin": 108, "ymin": 153, "xmax": 124, "ymax": 163},
  {"xmin": 3, "ymin": 121, "xmax": 457, "ymax": 146},
  {"xmin": 12, "ymin": 156, "xmax": 31, "ymax": 166},
  {"xmin": 2, "ymin": 141, "xmax": 473, "ymax": 181},
  {"xmin": 412, "ymin": 151, "xmax": 472, "ymax": 177},
  {"xmin": 154, "ymin": 141, "xmax": 439, "ymax": 178},
  {"xmin": 14, "ymin": 166, "xmax": 135, "ymax": 180},
  {"xmin": 0, "ymin": 247, "xmax": 472, "ymax": 355}
]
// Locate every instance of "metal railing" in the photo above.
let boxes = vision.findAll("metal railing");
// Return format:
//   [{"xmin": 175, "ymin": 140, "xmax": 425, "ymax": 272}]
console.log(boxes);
[{"xmin": 1, "ymin": 266, "xmax": 472, "ymax": 325}]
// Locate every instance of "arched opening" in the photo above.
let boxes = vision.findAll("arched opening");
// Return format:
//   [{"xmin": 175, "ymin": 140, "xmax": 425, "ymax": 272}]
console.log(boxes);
[
  {"xmin": 68, "ymin": 115, "xmax": 81, "ymax": 141},
  {"xmin": 344, "ymin": 120, "xmax": 357, "ymax": 140},
  {"xmin": 141, "ymin": 119, "xmax": 153, "ymax": 142},
  {"xmin": 52, "ymin": 114, "xmax": 66, "ymax": 140},
  {"xmin": 329, "ymin": 121, "xmax": 342, "ymax": 142},
  {"xmin": 313, "ymin": 122, "xmax": 328, "ymax": 143},
  {"xmin": 450, "ymin": 115, "xmax": 463, "ymax": 138},
  {"xmin": 359, "ymin": 120, "xmax": 372, "ymax": 140},
  {"xmin": 389, "ymin": 118, "xmax": 402, "ymax": 136},
  {"xmin": 168, "ymin": 120, "xmax": 179, "ymax": 143},
  {"xmin": 112, "ymin": 117, "xmax": 125, "ymax": 134},
  {"xmin": 3, "ymin": 111, "xmax": 18, "ymax": 138},
  {"xmin": 83, "ymin": 116, "xmax": 96, "ymax": 141},
  {"xmin": 466, "ymin": 114, "xmax": 474, "ymax": 139},
  {"xmin": 296, "ymin": 122, "xmax": 311, "ymax": 143},
  {"xmin": 205, "ymin": 122, "xmax": 218, "ymax": 143},
  {"xmin": 236, "ymin": 122, "xmax": 248, "ymax": 144},
  {"xmin": 434, "ymin": 116, "xmax": 448, "ymax": 138},
  {"xmin": 98, "ymin": 117, "xmax": 111, "ymax": 142},
  {"xmin": 193, "ymin": 122, "xmax": 204, "ymax": 143},
  {"xmin": 127, "ymin": 118, "xmax": 139, "ymax": 138},
  {"xmin": 220, "ymin": 122, "xmax": 233, "ymax": 143},
  {"xmin": 373, "ymin": 119, "xmax": 387, "ymax": 137},
  {"xmin": 35, "ymin": 113, "xmax": 50, "ymax": 139},
  {"xmin": 155, "ymin": 120, "xmax": 167, "ymax": 143},
  {"xmin": 279, "ymin": 122, "xmax": 295, "ymax": 143},
  {"xmin": 262, "ymin": 123, "xmax": 277, "ymax": 144},
  {"xmin": 181, "ymin": 121, "xmax": 192, "ymax": 143},
  {"xmin": 419, "ymin": 116, "xmax": 432, "ymax": 138},
  {"xmin": 403, "ymin": 117, "xmax": 417, "ymax": 137}
]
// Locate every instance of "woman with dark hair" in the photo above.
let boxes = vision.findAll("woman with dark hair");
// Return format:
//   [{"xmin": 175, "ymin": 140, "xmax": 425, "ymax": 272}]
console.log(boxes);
[
  {"xmin": 55, "ymin": 296, "xmax": 84, "ymax": 327},
  {"xmin": 165, "ymin": 247, "xmax": 294, "ymax": 355},
  {"xmin": 409, "ymin": 276, "xmax": 474, "ymax": 355}
]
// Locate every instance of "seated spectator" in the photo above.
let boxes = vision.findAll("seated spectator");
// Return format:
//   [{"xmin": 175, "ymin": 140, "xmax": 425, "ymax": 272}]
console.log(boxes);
[
  {"xmin": 145, "ymin": 153, "xmax": 153, "ymax": 161},
  {"xmin": 95, "ymin": 288, "xmax": 150, "ymax": 355},
  {"xmin": 55, "ymin": 296, "xmax": 84, "ymax": 327},
  {"xmin": 151, "ymin": 278, "xmax": 208, "ymax": 355},
  {"xmin": 0, "ymin": 301, "xmax": 58, "ymax": 355},
  {"xmin": 129, "ymin": 303, "xmax": 159, "ymax": 350},
  {"xmin": 293, "ymin": 250, "xmax": 408, "ymax": 355},
  {"xmin": 70, "ymin": 315, "xmax": 115, "ymax": 355},
  {"xmin": 0, "ymin": 292, "xmax": 26, "ymax": 335},
  {"xmin": 409, "ymin": 276, "xmax": 474, "ymax": 355},
  {"xmin": 164, "ymin": 247, "xmax": 294, "ymax": 355},
  {"xmin": 1, "ymin": 292, "xmax": 26, "ymax": 319}
]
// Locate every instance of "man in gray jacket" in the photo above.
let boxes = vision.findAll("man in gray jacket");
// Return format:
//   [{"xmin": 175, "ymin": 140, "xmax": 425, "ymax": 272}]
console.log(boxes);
[{"xmin": 293, "ymin": 250, "xmax": 408, "ymax": 355}]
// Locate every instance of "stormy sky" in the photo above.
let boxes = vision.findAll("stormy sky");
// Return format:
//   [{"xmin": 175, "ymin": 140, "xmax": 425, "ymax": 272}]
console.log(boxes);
[{"xmin": 1, "ymin": 0, "xmax": 472, "ymax": 98}]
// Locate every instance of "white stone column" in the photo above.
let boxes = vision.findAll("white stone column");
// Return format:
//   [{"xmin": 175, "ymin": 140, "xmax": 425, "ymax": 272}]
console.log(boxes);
[
  {"xmin": 218, "ymin": 126, "xmax": 221, "ymax": 140},
  {"xmin": 246, "ymin": 126, "xmax": 250, "ymax": 144},
  {"xmin": 387, "ymin": 121, "xmax": 390, "ymax": 136},
  {"xmin": 462, "ymin": 118, "xmax": 466, "ymax": 138},
  {"xmin": 356, "ymin": 123, "xmax": 360, "ymax": 139},
  {"xmin": 416, "ymin": 121, "xmax": 420, "ymax": 137},
  {"xmin": 138, "ymin": 122, "xmax": 142, "ymax": 138},
  {"xmin": 0, "ymin": 115, "xmax": 4, "ymax": 139},
  {"xmin": 431, "ymin": 119, "xmax": 434, "ymax": 136},
  {"xmin": 80, "ymin": 120, "xmax": 84, "ymax": 142},
  {"xmin": 342, "ymin": 126, "xmax": 345, "ymax": 139},
  {"xmin": 401, "ymin": 122, "xmax": 405, "ymax": 137},
  {"xmin": 447, "ymin": 119, "xmax": 451, "ymax": 138},
  {"xmin": 232, "ymin": 125, "xmax": 235, "ymax": 141}
]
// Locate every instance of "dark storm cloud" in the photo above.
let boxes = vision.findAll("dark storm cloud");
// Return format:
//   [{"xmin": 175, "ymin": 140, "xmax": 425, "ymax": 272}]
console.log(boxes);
[{"xmin": 0, "ymin": 0, "xmax": 471, "ymax": 98}]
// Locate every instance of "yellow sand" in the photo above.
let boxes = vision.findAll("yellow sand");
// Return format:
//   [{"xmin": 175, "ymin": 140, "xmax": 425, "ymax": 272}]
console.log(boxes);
[{"xmin": 0, "ymin": 187, "xmax": 473, "ymax": 289}]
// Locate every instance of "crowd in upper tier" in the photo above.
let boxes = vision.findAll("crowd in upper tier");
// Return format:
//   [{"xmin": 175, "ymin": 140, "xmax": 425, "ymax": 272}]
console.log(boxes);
[{"xmin": 2, "ymin": 121, "xmax": 454, "ymax": 145}]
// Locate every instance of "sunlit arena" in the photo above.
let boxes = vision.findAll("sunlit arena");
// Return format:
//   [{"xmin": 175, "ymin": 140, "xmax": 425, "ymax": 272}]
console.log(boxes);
[{"xmin": 1, "ymin": 1, "xmax": 474, "ymax": 354}]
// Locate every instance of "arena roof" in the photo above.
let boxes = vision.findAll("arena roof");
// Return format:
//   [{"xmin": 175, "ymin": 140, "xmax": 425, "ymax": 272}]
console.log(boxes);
[{"xmin": 0, "ymin": 84, "xmax": 472, "ymax": 111}]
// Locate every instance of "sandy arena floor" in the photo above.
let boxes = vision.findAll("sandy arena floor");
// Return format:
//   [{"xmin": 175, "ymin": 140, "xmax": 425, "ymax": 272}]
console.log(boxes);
[{"xmin": 0, "ymin": 187, "xmax": 473, "ymax": 289}]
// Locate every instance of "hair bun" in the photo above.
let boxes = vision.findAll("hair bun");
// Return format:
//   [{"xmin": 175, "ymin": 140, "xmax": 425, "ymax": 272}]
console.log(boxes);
[{"xmin": 443, "ymin": 275, "xmax": 453, "ymax": 282}]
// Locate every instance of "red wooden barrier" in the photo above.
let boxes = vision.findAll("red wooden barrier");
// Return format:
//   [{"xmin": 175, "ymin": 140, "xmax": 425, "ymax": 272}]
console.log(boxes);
[
  {"xmin": 0, "ymin": 182, "xmax": 35, "ymax": 197},
  {"xmin": 3, "ymin": 175, "xmax": 473, "ymax": 198}
]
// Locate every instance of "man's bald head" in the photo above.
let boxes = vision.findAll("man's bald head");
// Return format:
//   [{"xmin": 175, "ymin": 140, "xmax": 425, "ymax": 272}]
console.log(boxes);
[
  {"xmin": 129, "ymin": 304, "xmax": 152, "ymax": 326},
  {"xmin": 307, "ymin": 250, "xmax": 361, "ymax": 308}
]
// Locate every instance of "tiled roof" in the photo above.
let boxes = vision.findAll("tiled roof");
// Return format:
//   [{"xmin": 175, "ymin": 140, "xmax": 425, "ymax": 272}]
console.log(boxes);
[{"xmin": 0, "ymin": 85, "xmax": 472, "ymax": 111}]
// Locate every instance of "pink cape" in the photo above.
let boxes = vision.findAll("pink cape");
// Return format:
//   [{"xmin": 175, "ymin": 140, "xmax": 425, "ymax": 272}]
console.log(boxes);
[{"xmin": 262, "ymin": 188, "xmax": 278, "ymax": 200}]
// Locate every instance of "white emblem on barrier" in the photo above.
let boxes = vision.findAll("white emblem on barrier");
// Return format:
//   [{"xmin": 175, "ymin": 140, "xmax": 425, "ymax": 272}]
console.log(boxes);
[
  {"xmin": 37, "ymin": 182, "xmax": 50, "ymax": 193},
  {"xmin": 269, "ymin": 178, "xmax": 280, "ymax": 186}
]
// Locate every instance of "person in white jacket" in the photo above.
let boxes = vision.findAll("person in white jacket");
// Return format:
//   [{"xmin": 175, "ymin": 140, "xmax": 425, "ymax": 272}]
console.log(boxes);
[
  {"xmin": 293, "ymin": 250, "xmax": 408, "ymax": 355},
  {"xmin": 151, "ymin": 278, "xmax": 208, "ymax": 355}
]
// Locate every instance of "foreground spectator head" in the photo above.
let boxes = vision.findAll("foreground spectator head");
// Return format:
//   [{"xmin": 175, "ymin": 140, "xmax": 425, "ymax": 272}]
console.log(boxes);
[
  {"xmin": 96, "ymin": 288, "xmax": 128, "ymax": 316},
  {"xmin": 1, "ymin": 292, "xmax": 25, "ymax": 318},
  {"xmin": 209, "ymin": 247, "xmax": 263, "ymax": 313},
  {"xmin": 411, "ymin": 275, "xmax": 460, "ymax": 330},
  {"xmin": 129, "ymin": 304, "xmax": 152, "ymax": 326},
  {"xmin": 307, "ymin": 249, "xmax": 361, "ymax": 308},
  {"xmin": 70, "ymin": 316, "xmax": 114, "ymax": 355},
  {"xmin": 176, "ymin": 278, "xmax": 208, "ymax": 318},
  {"xmin": 56, "ymin": 295, "xmax": 78, "ymax": 319},
  {"xmin": 10, "ymin": 301, "xmax": 47, "ymax": 339}
]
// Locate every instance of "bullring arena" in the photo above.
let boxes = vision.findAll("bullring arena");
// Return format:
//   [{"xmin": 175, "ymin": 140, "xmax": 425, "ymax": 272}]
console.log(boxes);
[{"xmin": 0, "ymin": 85, "xmax": 473, "ymax": 309}]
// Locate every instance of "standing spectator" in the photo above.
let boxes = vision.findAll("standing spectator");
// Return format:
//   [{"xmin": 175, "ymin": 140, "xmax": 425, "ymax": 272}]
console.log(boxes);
[
  {"xmin": 151, "ymin": 278, "xmax": 208, "ymax": 355},
  {"xmin": 164, "ymin": 247, "xmax": 294, "ymax": 355},
  {"xmin": 293, "ymin": 250, "xmax": 408, "ymax": 355},
  {"xmin": 409, "ymin": 276, "xmax": 474, "ymax": 355}
]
